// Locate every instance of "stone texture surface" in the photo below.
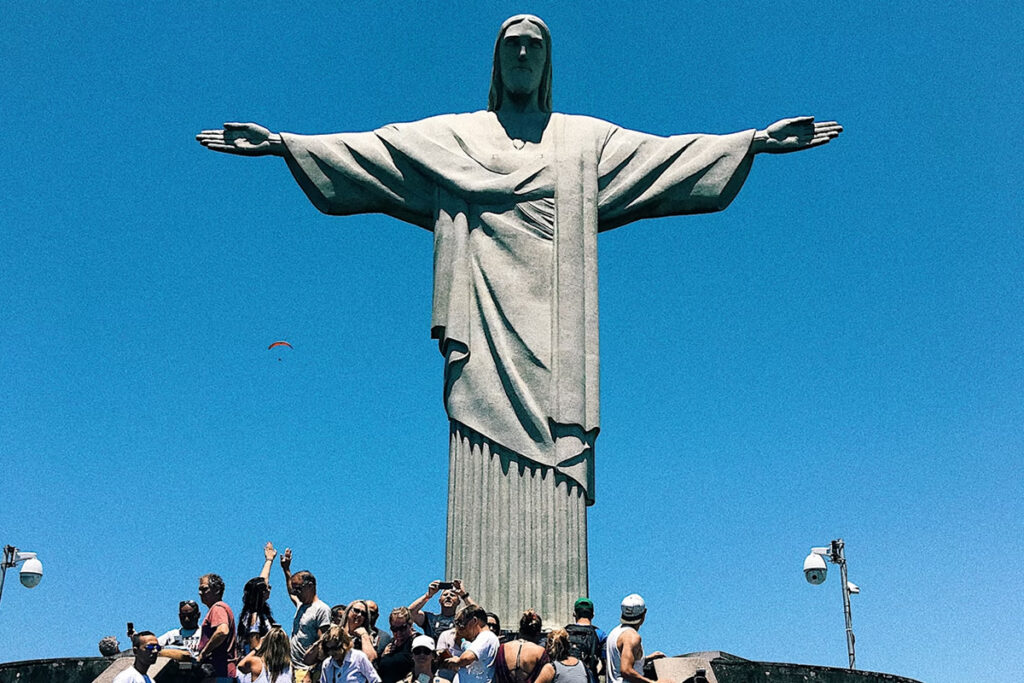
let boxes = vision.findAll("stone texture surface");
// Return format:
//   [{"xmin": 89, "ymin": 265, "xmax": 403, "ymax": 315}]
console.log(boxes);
[
  {"xmin": 0, "ymin": 657, "xmax": 111, "ymax": 683},
  {"xmin": 446, "ymin": 423, "xmax": 587, "ymax": 626},
  {"xmin": 654, "ymin": 653, "xmax": 924, "ymax": 683}
]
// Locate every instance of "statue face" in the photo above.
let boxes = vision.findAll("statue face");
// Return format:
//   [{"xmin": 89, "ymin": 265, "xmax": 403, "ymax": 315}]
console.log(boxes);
[{"xmin": 499, "ymin": 21, "xmax": 546, "ymax": 98}]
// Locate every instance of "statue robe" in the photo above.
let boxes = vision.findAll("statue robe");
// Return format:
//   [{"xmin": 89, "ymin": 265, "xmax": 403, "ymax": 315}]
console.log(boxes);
[{"xmin": 281, "ymin": 111, "xmax": 755, "ymax": 506}]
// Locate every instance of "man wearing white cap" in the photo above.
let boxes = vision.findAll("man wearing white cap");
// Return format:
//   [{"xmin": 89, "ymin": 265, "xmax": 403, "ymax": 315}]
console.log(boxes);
[{"xmin": 605, "ymin": 595, "xmax": 670, "ymax": 683}]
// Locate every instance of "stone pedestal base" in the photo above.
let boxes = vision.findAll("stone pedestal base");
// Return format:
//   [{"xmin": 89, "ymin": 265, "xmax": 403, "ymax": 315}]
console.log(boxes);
[
  {"xmin": 445, "ymin": 422, "xmax": 588, "ymax": 626},
  {"xmin": 654, "ymin": 653, "xmax": 924, "ymax": 683}
]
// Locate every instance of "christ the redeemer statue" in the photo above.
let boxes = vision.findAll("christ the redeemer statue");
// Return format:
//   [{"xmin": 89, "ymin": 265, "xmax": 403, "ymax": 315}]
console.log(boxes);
[{"xmin": 197, "ymin": 14, "xmax": 842, "ymax": 623}]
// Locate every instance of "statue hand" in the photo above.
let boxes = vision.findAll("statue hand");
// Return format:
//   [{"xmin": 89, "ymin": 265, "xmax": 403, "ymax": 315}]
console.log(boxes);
[
  {"xmin": 196, "ymin": 122, "xmax": 284, "ymax": 156},
  {"xmin": 754, "ymin": 116, "xmax": 842, "ymax": 154}
]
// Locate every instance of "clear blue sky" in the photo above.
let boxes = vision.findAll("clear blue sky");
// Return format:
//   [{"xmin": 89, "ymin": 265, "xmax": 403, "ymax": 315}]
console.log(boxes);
[{"xmin": 2, "ymin": 3, "xmax": 1021, "ymax": 682}]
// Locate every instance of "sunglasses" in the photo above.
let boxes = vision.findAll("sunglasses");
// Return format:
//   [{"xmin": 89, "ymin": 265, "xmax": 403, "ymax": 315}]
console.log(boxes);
[
  {"xmin": 412, "ymin": 648, "xmax": 433, "ymax": 656},
  {"xmin": 391, "ymin": 622, "xmax": 410, "ymax": 632},
  {"xmin": 143, "ymin": 644, "xmax": 163, "ymax": 653}
]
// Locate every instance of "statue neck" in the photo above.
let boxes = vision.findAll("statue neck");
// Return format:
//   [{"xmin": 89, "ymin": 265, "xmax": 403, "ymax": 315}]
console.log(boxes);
[
  {"xmin": 500, "ymin": 89, "xmax": 542, "ymax": 114},
  {"xmin": 494, "ymin": 108, "xmax": 550, "ymax": 144}
]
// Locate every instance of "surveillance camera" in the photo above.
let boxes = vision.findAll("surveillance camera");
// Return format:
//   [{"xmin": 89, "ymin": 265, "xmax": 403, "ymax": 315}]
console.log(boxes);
[
  {"xmin": 803, "ymin": 551, "xmax": 827, "ymax": 585},
  {"xmin": 19, "ymin": 557, "xmax": 43, "ymax": 588}
]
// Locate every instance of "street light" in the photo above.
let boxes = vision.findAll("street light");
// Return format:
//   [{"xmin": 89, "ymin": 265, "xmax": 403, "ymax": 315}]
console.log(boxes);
[
  {"xmin": 803, "ymin": 538, "xmax": 857, "ymax": 669},
  {"xmin": 0, "ymin": 545, "xmax": 44, "ymax": 607}
]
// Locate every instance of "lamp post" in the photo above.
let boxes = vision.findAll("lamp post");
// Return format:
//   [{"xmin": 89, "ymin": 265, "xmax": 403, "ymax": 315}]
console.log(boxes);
[
  {"xmin": 0, "ymin": 545, "xmax": 44, "ymax": 608},
  {"xmin": 803, "ymin": 538, "xmax": 858, "ymax": 669}
]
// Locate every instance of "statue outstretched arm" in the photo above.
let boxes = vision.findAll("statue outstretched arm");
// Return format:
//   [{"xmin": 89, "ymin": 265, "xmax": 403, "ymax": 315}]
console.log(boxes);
[
  {"xmin": 196, "ymin": 122, "xmax": 287, "ymax": 156},
  {"xmin": 751, "ymin": 116, "xmax": 842, "ymax": 154}
]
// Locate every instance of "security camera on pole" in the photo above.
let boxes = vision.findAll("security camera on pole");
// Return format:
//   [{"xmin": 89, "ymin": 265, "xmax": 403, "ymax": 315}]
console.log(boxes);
[
  {"xmin": 803, "ymin": 539, "xmax": 858, "ymax": 669},
  {"xmin": 0, "ymin": 544, "xmax": 44, "ymax": 608}
]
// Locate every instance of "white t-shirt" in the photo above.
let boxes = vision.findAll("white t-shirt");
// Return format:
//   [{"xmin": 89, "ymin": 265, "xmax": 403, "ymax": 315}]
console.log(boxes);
[
  {"xmin": 238, "ymin": 663, "xmax": 294, "ymax": 683},
  {"xmin": 320, "ymin": 649, "xmax": 382, "ymax": 683},
  {"xmin": 112, "ymin": 667, "xmax": 153, "ymax": 683},
  {"xmin": 435, "ymin": 627, "xmax": 463, "ymax": 682},
  {"xmin": 455, "ymin": 630, "xmax": 499, "ymax": 683},
  {"xmin": 158, "ymin": 626, "xmax": 201, "ymax": 656}
]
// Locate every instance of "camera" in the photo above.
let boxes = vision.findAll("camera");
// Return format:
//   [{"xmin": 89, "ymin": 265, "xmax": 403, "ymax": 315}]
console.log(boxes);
[{"xmin": 803, "ymin": 552, "xmax": 827, "ymax": 585}]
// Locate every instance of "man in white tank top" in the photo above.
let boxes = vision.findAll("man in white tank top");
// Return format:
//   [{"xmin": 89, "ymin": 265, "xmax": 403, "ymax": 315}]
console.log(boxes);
[{"xmin": 605, "ymin": 595, "xmax": 672, "ymax": 683}]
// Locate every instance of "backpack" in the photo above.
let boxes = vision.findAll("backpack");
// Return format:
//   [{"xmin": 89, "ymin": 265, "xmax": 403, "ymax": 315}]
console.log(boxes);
[{"xmin": 565, "ymin": 623, "xmax": 600, "ymax": 674}]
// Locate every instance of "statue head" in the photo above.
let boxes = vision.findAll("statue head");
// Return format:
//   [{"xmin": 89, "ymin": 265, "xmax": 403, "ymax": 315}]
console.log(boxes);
[{"xmin": 488, "ymin": 14, "xmax": 552, "ymax": 112}]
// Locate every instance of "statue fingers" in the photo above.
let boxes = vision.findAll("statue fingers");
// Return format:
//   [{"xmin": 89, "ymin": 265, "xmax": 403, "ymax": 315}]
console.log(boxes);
[
  {"xmin": 203, "ymin": 143, "xmax": 241, "ymax": 153},
  {"xmin": 813, "ymin": 122, "xmax": 843, "ymax": 134},
  {"xmin": 803, "ymin": 135, "xmax": 835, "ymax": 149}
]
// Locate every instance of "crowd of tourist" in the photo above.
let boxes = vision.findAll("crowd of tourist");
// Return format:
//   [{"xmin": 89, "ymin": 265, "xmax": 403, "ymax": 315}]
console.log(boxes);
[{"xmin": 110, "ymin": 543, "xmax": 670, "ymax": 683}]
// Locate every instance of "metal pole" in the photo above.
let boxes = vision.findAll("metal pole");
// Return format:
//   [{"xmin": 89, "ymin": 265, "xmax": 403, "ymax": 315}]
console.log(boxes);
[
  {"xmin": 0, "ymin": 545, "xmax": 15, "ymax": 609},
  {"xmin": 832, "ymin": 539, "xmax": 856, "ymax": 669}
]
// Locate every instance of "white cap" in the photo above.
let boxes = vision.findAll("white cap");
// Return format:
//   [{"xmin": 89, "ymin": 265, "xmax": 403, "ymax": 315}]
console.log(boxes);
[
  {"xmin": 412, "ymin": 635, "xmax": 436, "ymax": 651},
  {"xmin": 620, "ymin": 593, "xmax": 646, "ymax": 624}
]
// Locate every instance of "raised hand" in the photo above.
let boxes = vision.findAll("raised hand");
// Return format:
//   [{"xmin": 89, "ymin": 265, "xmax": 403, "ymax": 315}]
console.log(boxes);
[
  {"xmin": 754, "ymin": 116, "xmax": 842, "ymax": 154},
  {"xmin": 281, "ymin": 548, "xmax": 292, "ymax": 572},
  {"xmin": 264, "ymin": 542, "xmax": 277, "ymax": 562},
  {"xmin": 196, "ymin": 122, "xmax": 285, "ymax": 156}
]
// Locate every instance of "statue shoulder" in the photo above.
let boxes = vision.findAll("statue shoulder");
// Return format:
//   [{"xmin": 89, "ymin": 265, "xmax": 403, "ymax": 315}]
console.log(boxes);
[
  {"xmin": 377, "ymin": 111, "xmax": 490, "ymax": 136},
  {"xmin": 552, "ymin": 112, "xmax": 619, "ymax": 132}
]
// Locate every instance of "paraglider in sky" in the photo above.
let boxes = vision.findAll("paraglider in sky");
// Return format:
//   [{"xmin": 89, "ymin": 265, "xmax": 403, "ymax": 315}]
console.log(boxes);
[{"xmin": 268, "ymin": 340, "xmax": 292, "ymax": 361}]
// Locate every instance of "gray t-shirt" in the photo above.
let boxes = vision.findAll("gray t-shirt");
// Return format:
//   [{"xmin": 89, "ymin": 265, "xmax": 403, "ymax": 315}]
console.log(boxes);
[
  {"xmin": 291, "ymin": 599, "xmax": 331, "ymax": 669},
  {"xmin": 423, "ymin": 612, "xmax": 456, "ymax": 639}
]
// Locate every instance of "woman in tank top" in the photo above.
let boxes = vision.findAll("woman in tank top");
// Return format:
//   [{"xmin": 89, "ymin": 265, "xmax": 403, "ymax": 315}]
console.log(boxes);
[
  {"xmin": 493, "ymin": 610, "xmax": 549, "ymax": 683},
  {"xmin": 238, "ymin": 625, "xmax": 292, "ymax": 683},
  {"xmin": 535, "ymin": 629, "xmax": 589, "ymax": 683}
]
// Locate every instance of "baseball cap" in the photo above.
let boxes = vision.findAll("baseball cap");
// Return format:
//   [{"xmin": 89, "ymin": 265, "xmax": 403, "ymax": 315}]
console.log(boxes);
[
  {"xmin": 620, "ymin": 593, "xmax": 646, "ymax": 625},
  {"xmin": 574, "ymin": 597, "xmax": 595, "ymax": 612},
  {"xmin": 412, "ymin": 635, "xmax": 436, "ymax": 651}
]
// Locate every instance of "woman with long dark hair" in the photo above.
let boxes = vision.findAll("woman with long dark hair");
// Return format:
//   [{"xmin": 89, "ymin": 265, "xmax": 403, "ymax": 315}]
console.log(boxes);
[
  {"xmin": 238, "ymin": 576, "xmax": 275, "ymax": 654},
  {"xmin": 239, "ymin": 543, "xmax": 278, "ymax": 654}
]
